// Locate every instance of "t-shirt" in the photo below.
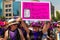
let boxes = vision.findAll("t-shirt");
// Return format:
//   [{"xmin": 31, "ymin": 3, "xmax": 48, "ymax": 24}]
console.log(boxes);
[
  {"xmin": 9, "ymin": 30, "xmax": 17, "ymax": 40},
  {"xmin": 8, "ymin": 29, "xmax": 20, "ymax": 40},
  {"xmin": 20, "ymin": 28, "xmax": 27, "ymax": 40},
  {"xmin": 29, "ymin": 30, "xmax": 43, "ymax": 40}
]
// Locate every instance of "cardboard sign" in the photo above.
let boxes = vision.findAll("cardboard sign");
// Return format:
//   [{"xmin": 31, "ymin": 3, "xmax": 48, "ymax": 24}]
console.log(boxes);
[{"xmin": 21, "ymin": 1, "xmax": 51, "ymax": 21}]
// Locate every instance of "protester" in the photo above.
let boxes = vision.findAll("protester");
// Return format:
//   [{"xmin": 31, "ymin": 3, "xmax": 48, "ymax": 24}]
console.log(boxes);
[
  {"xmin": 0, "ymin": 17, "xmax": 59, "ymax": 40},
  {"xmin": 4, "ymin": 19, "xmax": 25, "ymax": 40},
  {"xmin": 16, "ymin": 17, "xmax": 51, "ymax": 40}
]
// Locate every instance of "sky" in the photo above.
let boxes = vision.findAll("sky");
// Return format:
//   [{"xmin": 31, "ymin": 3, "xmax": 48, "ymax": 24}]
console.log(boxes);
[{"xmin": 15, "ymin": 0, "xmax": 60, "ymax": 10}]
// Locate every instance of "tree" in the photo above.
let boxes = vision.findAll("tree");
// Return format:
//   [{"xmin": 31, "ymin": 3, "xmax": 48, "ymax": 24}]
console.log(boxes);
[
  {"xmin": 56, "ymin": 11, "xmax": 60, "ymax": 21},
  {"xmin": 0, "ymin": 16, "xmax": 5, "ymax": 21},
  {"xmin": 51, "ymin": 11, "xmax": 60, "ymax": 21}
]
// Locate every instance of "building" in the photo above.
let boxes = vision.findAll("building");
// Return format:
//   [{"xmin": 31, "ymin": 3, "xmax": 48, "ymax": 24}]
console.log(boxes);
[
  {"xmin": 0, "ymin": 0, "xmax": 3, "ymax": 16},
  {"xmin": 51, "ymin": 3, "xmax": 55, "ymax": 17},
  {"xmin": 0, "ymin": 9, "xmax": 2, "ymax": 16},
  {"xmin": 3, "ymin": 0, "xmax": 14, "ymax": 20},
  {"xmin": 13, "ymin": 1, "xmax": 21, "ymax": 19}
]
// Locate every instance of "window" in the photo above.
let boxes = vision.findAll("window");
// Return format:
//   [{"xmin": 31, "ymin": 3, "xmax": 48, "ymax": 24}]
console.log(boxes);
[
  {"xmin": 6, "ymin": 18, "xmax": 8, "ymax": 20},
  {"xmin": 5, "ymin": 5, "xmax": 8, "ymax": 8},
  {"xmin": 5, "ymin": 9, "xmax": 11, "ymax": 12},
  {"xmin": 6, "ymin": 14, "xmax": 8, "ymax": 16},
  {"xmin": 9, "ymin": 14, "xmax": 11, "ymax": 16},
  {"xmin": 9, "ymin": 4, "xmax": 11, "ymax": 7},
  {"xmin": 9, "ymin": 9, "xmax": 11, "ymax": 12},
  {"xmin": 5, "ymin": 4, "xmax": 11, "ymax": 8},
  {"xmin": 6, "ymin": 9, "xmax": 9, "ymax": 12}
]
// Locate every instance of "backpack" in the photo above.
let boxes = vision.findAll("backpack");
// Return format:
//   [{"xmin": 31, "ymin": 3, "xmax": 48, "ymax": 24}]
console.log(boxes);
[{"xmin": 7, "ymin": 29, "xmax": 21, "ymax": 40}]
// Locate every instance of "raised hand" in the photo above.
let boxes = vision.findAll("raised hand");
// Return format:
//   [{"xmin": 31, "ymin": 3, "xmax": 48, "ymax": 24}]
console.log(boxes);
[{"xmin": 16, "ymin": 17, "xmax": 22, "ymax": 22}]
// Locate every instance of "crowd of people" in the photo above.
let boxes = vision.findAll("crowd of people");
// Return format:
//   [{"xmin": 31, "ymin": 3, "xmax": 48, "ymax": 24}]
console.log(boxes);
[{"xmin": 0, "ymin": 17, "xmax": 60, "ymax": 40}]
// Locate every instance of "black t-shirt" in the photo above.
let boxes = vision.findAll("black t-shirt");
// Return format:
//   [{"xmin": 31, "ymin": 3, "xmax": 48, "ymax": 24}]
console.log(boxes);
[
  {"xmin": 47, "ymin": 29, "xmax": 50, "ymax": 37},
  {"xmin": 29, "ymin": 30, "xmax": 43, "ymax": 40},
  {"xmin": 20, "ymin": 28, "xmax": 27, "ymax": 40}
]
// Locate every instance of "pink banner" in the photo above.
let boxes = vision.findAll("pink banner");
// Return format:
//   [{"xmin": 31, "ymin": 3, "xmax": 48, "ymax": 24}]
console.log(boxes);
[{"xmin": 21, "ymin": 2, "xmax": 51, "ymax": 21}]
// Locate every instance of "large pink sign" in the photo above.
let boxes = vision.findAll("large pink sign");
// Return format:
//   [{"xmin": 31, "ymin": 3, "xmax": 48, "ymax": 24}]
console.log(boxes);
[{"xmin": 21, "ymin": 1, "xmax": 51, "ymax": 21}]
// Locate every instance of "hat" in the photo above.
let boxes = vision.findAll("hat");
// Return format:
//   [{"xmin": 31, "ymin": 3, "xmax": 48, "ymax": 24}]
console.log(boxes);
[
  {"xmin": 31, "ymin": 22, "xmax": 40, "ymax": 27},
  {"xmin": 6, "ymin": 19, "xmax": 19, "ymax": 28}
]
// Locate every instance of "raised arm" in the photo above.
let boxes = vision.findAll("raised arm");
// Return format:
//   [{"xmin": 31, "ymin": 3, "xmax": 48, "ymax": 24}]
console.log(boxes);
[
  {"xmin": 16, "ymin": 17, "xmax": 30, "ymax": 33},
  {"xmin": 4, "ymin": 30, "xmax": 8, "ymax": 40},
  {"xmin": 42, "ymin": 22, "xmax": 50, "ymax": 34},
  {"xmin": 18, "ymin": 29, "xmax": 25, "ymax": 40},
  {"xmin": 42, "ymin": 23, "xmax": 47, "ymax": 33}
]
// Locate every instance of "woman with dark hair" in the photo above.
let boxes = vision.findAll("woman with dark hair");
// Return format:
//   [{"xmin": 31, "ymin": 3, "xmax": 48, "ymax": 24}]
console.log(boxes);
[{"xmin": 4, "ymin": 19, "xmax": 25, "ymax": 40}]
